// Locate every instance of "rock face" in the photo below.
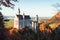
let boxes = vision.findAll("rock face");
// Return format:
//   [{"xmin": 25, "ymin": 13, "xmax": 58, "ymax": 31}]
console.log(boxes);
[
  {"xmin": 43, "ymin": 12, "xmax": 60, "ymax": 24},
  {"xmin": 39, "ymin": 12, "xmax": 60, "ymax": 31},
  {"xmin": 49, "ymin": 12, "xmax": 60, "ymax": 23},
  {"xmin": 48, "ymin": 12, "xmax": 60, "ymax": 30}
]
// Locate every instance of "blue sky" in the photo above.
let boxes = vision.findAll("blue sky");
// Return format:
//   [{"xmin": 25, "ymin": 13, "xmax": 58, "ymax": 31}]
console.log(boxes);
[{"xmin": 0, "ymin": 0, "xmax": 60, "ymax": 17}]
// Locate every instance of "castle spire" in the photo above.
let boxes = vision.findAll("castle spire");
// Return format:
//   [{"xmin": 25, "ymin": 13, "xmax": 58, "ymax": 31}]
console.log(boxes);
[{"xmin": 18, "ymin": 8, "xmax": 20, "ymax": 15}]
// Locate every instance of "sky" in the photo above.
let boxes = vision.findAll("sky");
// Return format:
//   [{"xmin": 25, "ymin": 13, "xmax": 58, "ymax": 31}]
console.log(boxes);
[{"xmin": 0, "ymin": 0, "xmax": 60, "ymax": 17}]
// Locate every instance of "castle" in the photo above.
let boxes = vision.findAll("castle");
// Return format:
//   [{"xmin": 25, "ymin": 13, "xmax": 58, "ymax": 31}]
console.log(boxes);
[{"xmin": 14, "ymin": 8, "xmax": 38, "ymax": 32}]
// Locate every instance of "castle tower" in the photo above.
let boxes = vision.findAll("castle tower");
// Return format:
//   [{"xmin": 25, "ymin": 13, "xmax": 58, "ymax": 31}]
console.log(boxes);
[
  {"xmin": 31, "ymin": 15, "xmax": 39, "ymax": 32},
  {"xmin": 18, "ymin": 8, "xmax": 20, "ymax": 15},
  {"xmin": 14, "ymin": 8, "xmax": 21, "ymax": 29},
  {"xmin": 23, "ymin": 13, "xmax": 25, "ymax": 28},
  {"xmin": 18, "ymin": 8, "xmax": 21, "ymax": 29},
  {"xmin": 35, "ymin": 15, "xmax": 38, "ymax": 32}
]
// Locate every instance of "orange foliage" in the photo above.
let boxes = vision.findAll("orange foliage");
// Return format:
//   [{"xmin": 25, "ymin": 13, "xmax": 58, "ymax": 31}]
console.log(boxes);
[
  {"xmin": 7, "ymin": 26, "xmax": 18, "ymax": 35},
  {"xmin": 39, "ymin": 12, "xmax": 60, "ymax": 32},
  {"xmin": 45, "ymin": 28, "xmax": 51, "ymax": 33},
  {"xmin": 39, "ymin": 22, "xmax": 46, "ymax": 32}
]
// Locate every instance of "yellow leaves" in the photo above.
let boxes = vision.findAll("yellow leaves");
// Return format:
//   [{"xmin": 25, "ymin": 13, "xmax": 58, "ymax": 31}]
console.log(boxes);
[
  {"xmin": 49, "ymin": 23, "xmax": 57, "ymax": 30},
  {"xmin": 49, "ymin": 22, "xmax": 60, "ymax": 30}
]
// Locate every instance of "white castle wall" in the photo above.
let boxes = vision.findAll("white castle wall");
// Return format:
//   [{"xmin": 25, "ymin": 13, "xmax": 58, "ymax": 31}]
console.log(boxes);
[{"xmin": 14, "ymin": 15, "xmax": 19, "ymax": 29}]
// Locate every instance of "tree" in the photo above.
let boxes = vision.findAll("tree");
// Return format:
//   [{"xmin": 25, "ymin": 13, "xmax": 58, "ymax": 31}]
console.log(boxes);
[
  {"xmin": 0, "ymin": 0, "xmax": 18, "ymax": 9},
  {"xmin": 0, "ymin": 12, "xmax": 4, "ymax": 28},
  {"xmin": 53, "ymin": 3, "xmax": 60, "ymax": 11}
]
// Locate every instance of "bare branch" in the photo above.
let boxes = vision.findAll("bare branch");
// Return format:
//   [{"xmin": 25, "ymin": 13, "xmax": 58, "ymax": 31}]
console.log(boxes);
[{"xmin": 0, "ymin": 0, "xmax": 18, "ymax": 9}]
